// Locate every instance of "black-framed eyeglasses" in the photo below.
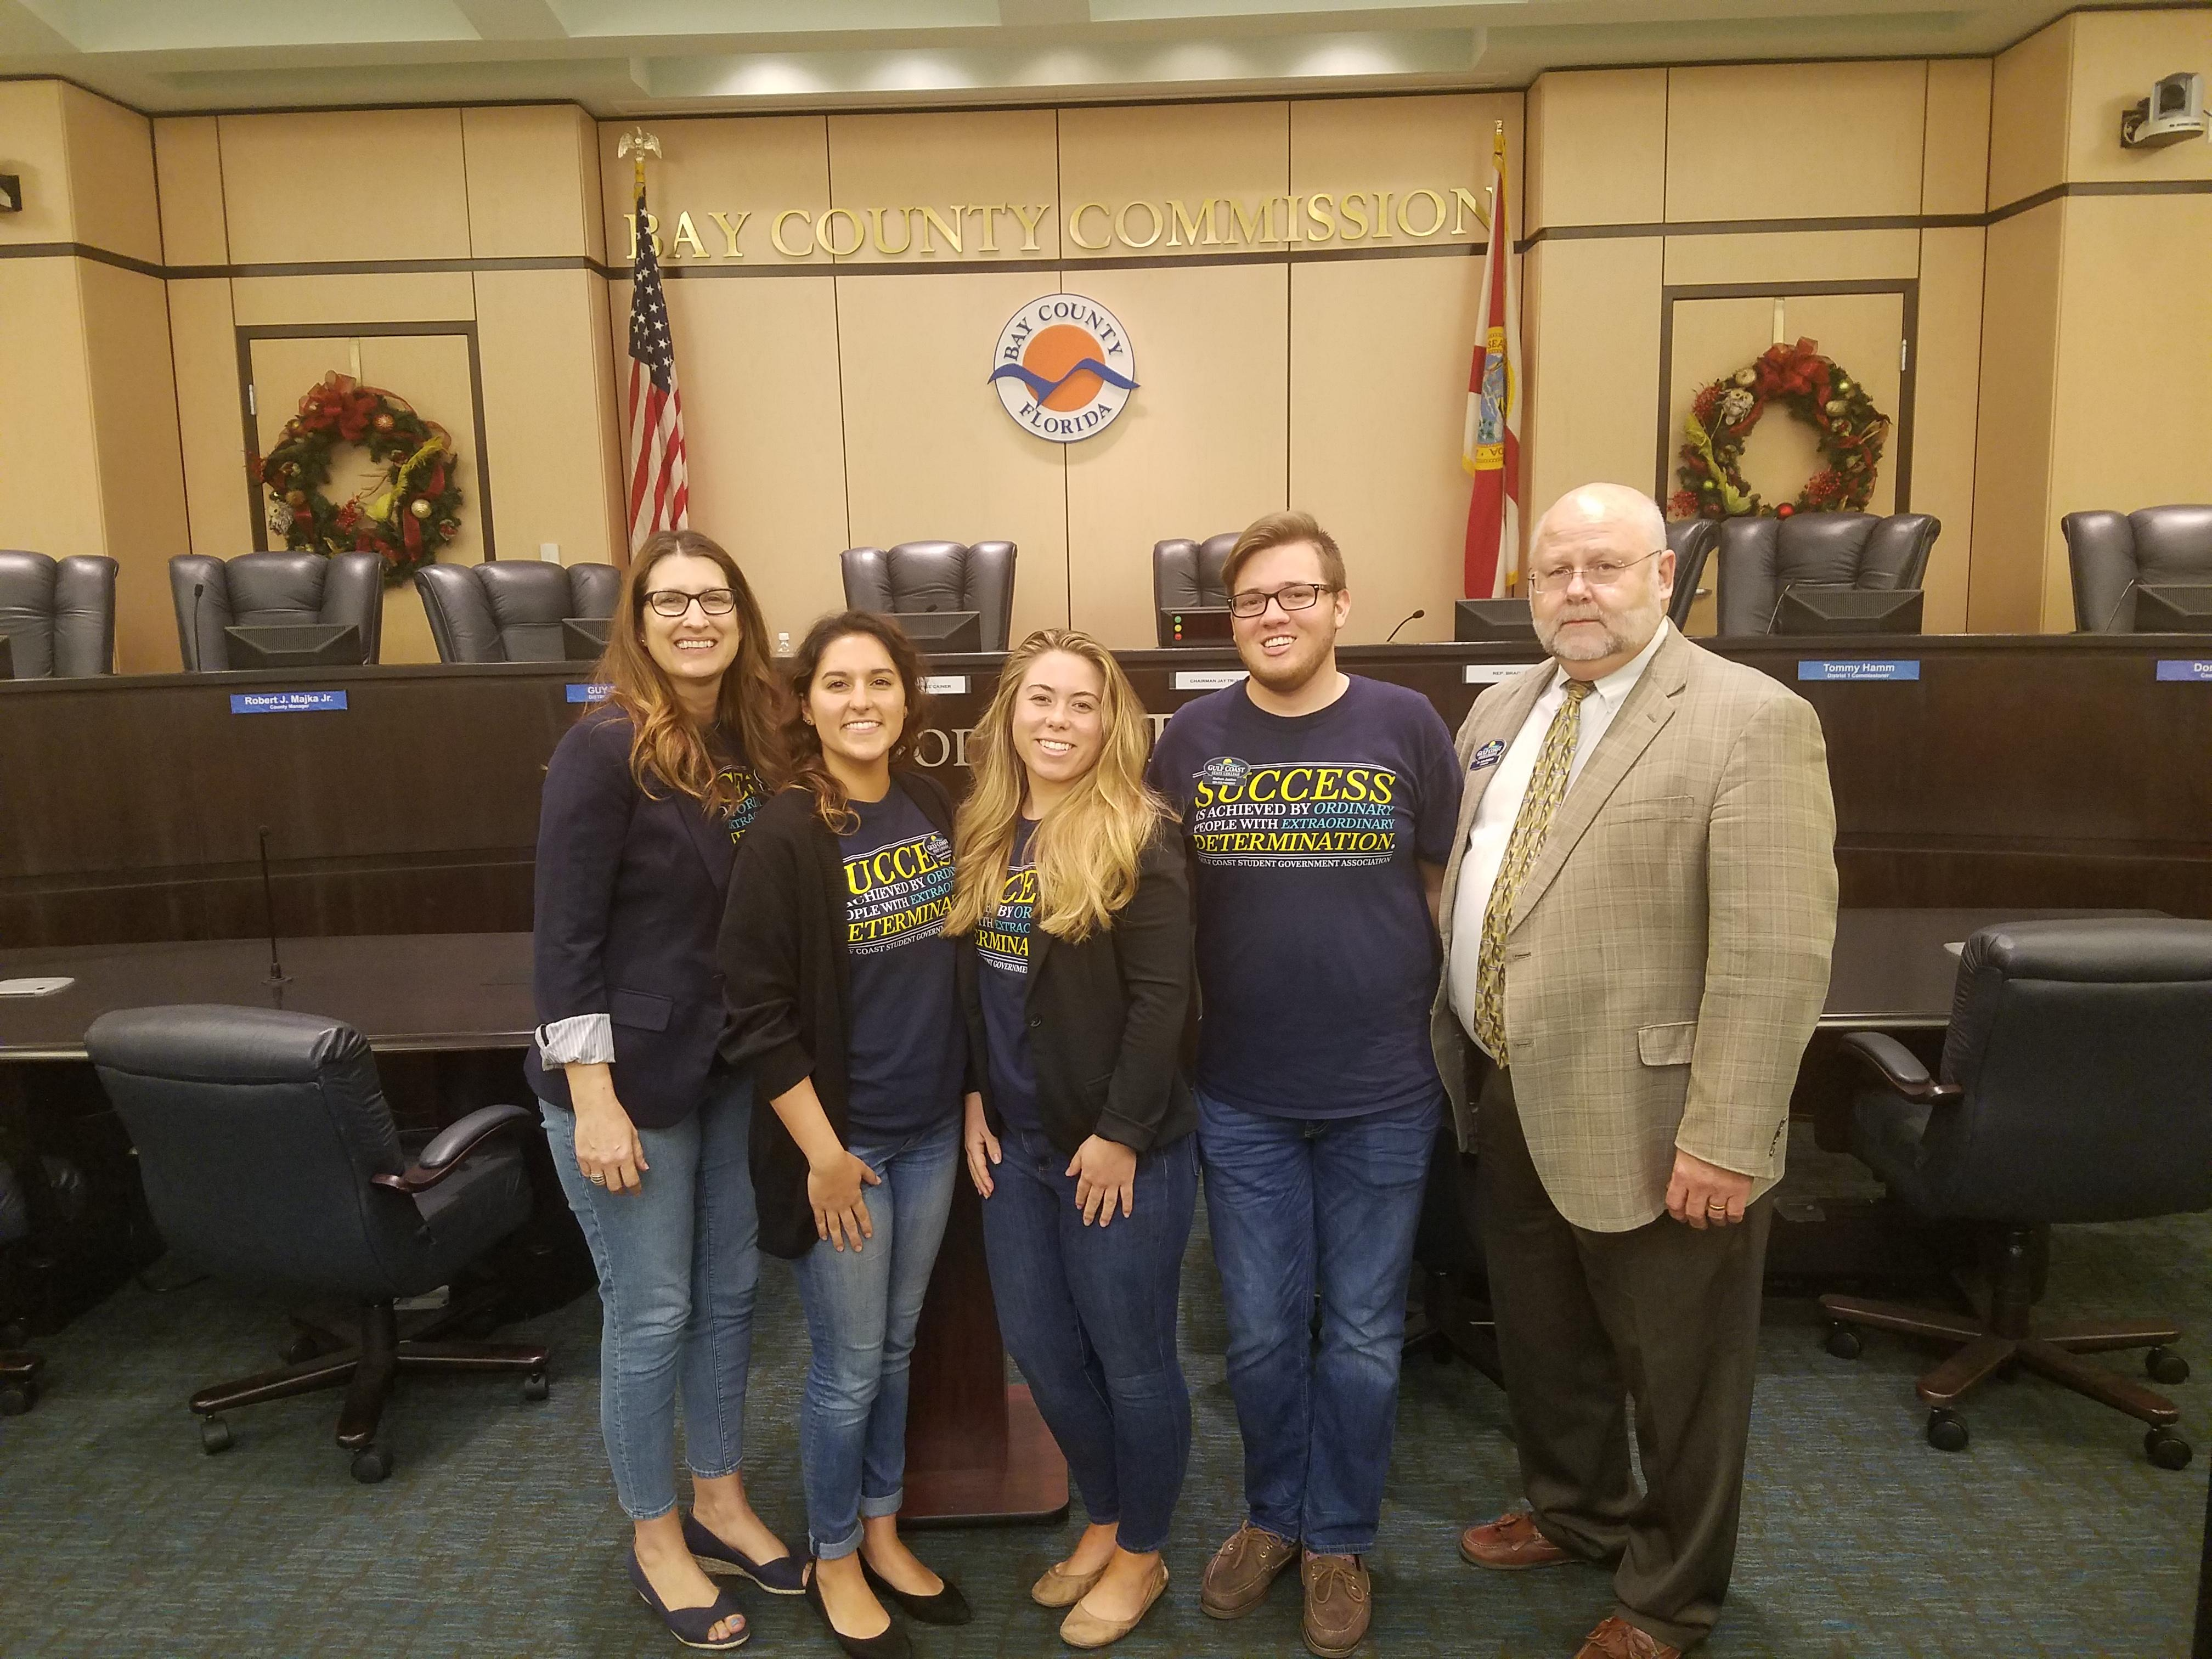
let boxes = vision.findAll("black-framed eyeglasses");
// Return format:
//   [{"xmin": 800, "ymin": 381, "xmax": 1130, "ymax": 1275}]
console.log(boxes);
[
  {"xmin": 644, "ymin": 588, "xmax": 737, "ymax": 618},
  {"xmin": 1227, "ymin": 582, "xmax": 1340, "ymax": 619},
  {"xmin": 1527, "ymin": 549, "xmax": 1664, "ymax": 595}
]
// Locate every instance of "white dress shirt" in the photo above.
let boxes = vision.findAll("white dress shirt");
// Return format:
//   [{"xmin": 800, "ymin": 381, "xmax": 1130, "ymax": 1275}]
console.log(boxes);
[{"xmin": 1448, "ymin": 620, "xmax": 1673, "ymax": 1051}]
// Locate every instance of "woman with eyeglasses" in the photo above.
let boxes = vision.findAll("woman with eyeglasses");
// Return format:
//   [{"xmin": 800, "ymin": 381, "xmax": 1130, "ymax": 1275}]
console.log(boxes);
[
  {"xmin": 530, "ymin": 530, "xmax": 802, "ymax": 1652},
  {"xmin": 720, "ymin": 611, "xmax": 973, "ymax": 1659},
  {"xmin": 950, "ymin": 630, "xmax": 1197, "ymax": 1649}
]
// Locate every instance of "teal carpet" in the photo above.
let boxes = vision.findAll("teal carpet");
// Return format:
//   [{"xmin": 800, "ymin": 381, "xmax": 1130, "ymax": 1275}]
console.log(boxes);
[{"xmin": 2, "ymin": 1180, "xmax": 2206, "ymax": 1659}]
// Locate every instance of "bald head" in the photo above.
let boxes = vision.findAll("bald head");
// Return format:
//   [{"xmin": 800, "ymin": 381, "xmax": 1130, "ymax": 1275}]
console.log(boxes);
[
  {"xmin": 1525, "ymin": 483, "xmax": 1674, "ymax": 680},
  {"xmin": 1530, "ymin": 483, "xmax": 1667, "ymax": 558}
]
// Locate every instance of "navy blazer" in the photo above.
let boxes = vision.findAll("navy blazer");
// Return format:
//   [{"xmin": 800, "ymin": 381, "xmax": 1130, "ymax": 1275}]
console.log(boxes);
[{"xmin": 528, "ymin": 709, "xmax": 747, "ymax": 1129}]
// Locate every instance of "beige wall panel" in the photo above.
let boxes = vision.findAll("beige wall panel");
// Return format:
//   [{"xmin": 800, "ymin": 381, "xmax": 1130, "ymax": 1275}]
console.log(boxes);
[
  {"xmin": 1063, "ymin": 263, "xmax": 1288, "ymax": 650},
  {"xmin": 826, "ymin": 109, "xmax": 1060, "ymax": 266},
  {"xmin": 220, "ymin": 111, "xmax": 471, "ymax": 266},
  {"xmin": 1525, "ymin": 69, "xmax": 1666, "ymax": 231},
  {"xmin": 166, "ymin": 278, "xmax": 256, "ymax": 562},
  {"xmin": 1289, "ymin": 92, "xmax": 1518, "ymax": 250},
  {"xmin": 229, "ymin": 273, "xmax": 477, "ymax": 326},
  {"xmin": 78, "ymin": 263, "xmax": 188, "ymax": 673},
  {"xmin": 1290, "ymin": 256, "xmax": 1487, "ymax": 644},
  {"xmin": 1056, "ymin": 101, "xmax": 1290, "ymax": 258},
  {"xmin": 0, "ymin": 261, "xmax": 100, "ymax": 554},
  {"xmin": 585, "ymin": 277, "xmax": 625, "ymax": 559},
  {"xmin": 1522, "ymin": 238, "xmax": 1664, "ymax": 543},
  {"xmin": 1966, "ymin": 204, "xmax": 2063, "ymax": 633},
  {"xmin": 2064, "ymin": 10, "xmax": 2212, "ymax": 185},
  {"xmin": 475, "ymin": 269, "xmax": 624, "ymax": 566},
  {"xmin": 836, "ymin": 272, "xmax": 1069, "ymax": 639},
  {"xmin": 1989, "ymin": 15, "xmax": 2074, "ymax": 209},
  {"xmin": 1923, "ymin": 59, "xmax": 1994, "ymax": 216},
  {"xmin": 0, "ymin": 81, "xmax": 75, "ymax": 245},
  {"xmin": 464, "ymin": 105, "xmax": 600, "ymax": 259},
  {"xmin": 58, "ymin": 84, "xmax": 161, "ymax": 268},
  {"xmin": 1661, "ymin": 228, "xmax": 1921, "ymax": 286},
  {"xmin": 1909, "ymin": 228, "xmax": 1985, "ymax": 633},
  {"xmin": 597, "ymin": 115, "xmax": 831, "ymax": 268},
  {"xmin": 154, "ymin": 117, "xmax": 229, "ymax": 267},
  {"xmin": 1667, "ymin": 63, "xmax": 1926, "ymax": 223},
  {"xmin": 2045, "ymin": 194, "xmax": 2212, "ymax": 629}
]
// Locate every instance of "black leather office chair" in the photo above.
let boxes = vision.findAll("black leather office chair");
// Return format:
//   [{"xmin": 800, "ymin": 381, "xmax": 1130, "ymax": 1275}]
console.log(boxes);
[
  {"xmin": 1819, "ymin": 918, "xmax": 2212, "ymax": 1468},
  {"xmin": 1713, "ymin": 511, "xmax": 1940, "ymax": 635},
  {"xmin": 0, "ymin": 1154, "xmax": 43, "ymax": 1414},
  {"xmin": 415, "ymin": 560, "xmax": 622, "ymax": 663},
  {"xmin": 2063, "ymin": 505, "xmax": 2212, "ymax": 632},
  {"xmin": 170, "ymin": 551, "xmax": 385, "ymax": 672},
  {"xmin": 1664, "ymin": 518, "xmax": 1719, "ymax": 631},
  {"xmin": 0, "ymin": 551, "xmax": 118, "ymax": 678},
  {"xmin": 840, "ymin": 541, "xmax": 1017, "ymax": 653},
  {"xmin": 1153, "ymin": 533, "xmax": 1238, "ymax": 646},
  {"xmin": 87, "ymin": 1005, "xmax": 549, "ymax": 1482}
]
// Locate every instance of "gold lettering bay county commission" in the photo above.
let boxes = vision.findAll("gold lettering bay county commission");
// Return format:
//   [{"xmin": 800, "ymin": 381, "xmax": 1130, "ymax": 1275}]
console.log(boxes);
[{"xmin": 624, "ymin": 188, "xmax": 1492, "ymax": 262}]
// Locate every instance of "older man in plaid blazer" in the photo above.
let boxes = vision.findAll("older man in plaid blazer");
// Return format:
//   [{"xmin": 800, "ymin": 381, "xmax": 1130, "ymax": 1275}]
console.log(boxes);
[{"xmin": 1430, "ymin": 483, "xmax": 1837, "ymax": 1659}]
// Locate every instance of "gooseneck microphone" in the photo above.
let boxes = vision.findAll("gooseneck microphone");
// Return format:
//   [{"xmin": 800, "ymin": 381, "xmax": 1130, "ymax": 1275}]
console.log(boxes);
[
  {"xmin": 1386, "ymin": 608, "xmax": 1426, "ymax": 644},
  {"xmin": 1763, "ymin": 582, "xmax": 1799, "ymax": 636},
  {"xmin": 190, "ymin": 581, "xmax": 206, "ymax": 671},
  {"xmin": 2096, "ymin": 578, "xmax": 2140, "ymax": 634},
  {"xmin": 257, "ymin": 825, "xmax": 290, "ymax": 988}
]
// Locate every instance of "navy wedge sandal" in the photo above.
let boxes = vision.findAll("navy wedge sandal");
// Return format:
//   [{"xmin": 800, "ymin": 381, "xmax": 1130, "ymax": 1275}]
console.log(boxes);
[{"xmin": 628, "ymin": 1549, "xmax": 751, "ymax": 1651}]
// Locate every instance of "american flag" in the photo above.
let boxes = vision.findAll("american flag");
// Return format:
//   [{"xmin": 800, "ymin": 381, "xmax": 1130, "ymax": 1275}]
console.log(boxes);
[{"xmin": 625, "ymin": 185, "xmax": 689, "ymax": 550}]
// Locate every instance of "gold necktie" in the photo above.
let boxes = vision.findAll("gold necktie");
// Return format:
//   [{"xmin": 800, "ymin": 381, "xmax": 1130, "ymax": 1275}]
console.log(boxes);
[{"xmin": 1473, "ymin": 678, "xmax": 1594, "ymax": 1065}]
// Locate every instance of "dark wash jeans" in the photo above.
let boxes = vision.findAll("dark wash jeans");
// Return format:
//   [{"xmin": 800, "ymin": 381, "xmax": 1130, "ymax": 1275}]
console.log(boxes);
[
  {"xmin": 981, "ymin": 1125, "xmax": 1199, "ymax": 1554},
  {"xmin": 1196, "ymin": 1087, "xmax": 1440, "ymax": 1555}
]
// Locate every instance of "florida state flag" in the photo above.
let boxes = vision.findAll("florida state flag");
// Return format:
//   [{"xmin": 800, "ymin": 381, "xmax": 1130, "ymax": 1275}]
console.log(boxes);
[{"xmin": 1462, "ymin": 125, "xmax": 1522, "ymax": 598}]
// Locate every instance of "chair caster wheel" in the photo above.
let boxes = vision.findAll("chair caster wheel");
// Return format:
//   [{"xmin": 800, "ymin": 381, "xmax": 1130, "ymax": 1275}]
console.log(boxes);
[
  {"xmin": 199, "ymin": 1416, "xmax": 234, "ymax": 1454},
  {"xmin": 1926, "ymin": 1408, "xmax": 1969, "ymax": 1452},
  {"xmin": 279, "ymin": 1333, "xmax": 324, "ymax": 1365},
  {"xmin": 521, "ymin": 1370, "xmax": 550, "ymax": 1403},
  {"xmin": 2147, "ymin": 1346, "xmax": 2190, "ymax": 1386},
  {"xmin": 1825, "ymin": 1323, "xmax": 1863, "ymax": 1360},
  {"xmin": 2145, "ymin": 1427, "xmax": 2192, "ymax": 1470},
  {"xmin": 351, "ymin": 1446, "xmax": 394, "ymax": 1484},
  {"xmin": 0, "ymin": 1380, "xmax": 36, "ymax": 1415}
]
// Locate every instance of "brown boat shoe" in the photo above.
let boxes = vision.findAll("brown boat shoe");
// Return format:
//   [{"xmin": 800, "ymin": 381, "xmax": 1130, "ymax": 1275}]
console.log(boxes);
[
  {"xmin": 1198, "ymin": 1522, "xmax": 1299, "ymax": 1620},
  {"xmin": 1459, "ymin": 1509, "xmax": 1575, "ymax": 1571},
  {"xmin": 1300, "ymin": 1550, "xmax": 1372, "ymax": 1659},
  {"xmin": 1575, "ymin": 1615, "xmax": 1682, "ymax": 1659}
]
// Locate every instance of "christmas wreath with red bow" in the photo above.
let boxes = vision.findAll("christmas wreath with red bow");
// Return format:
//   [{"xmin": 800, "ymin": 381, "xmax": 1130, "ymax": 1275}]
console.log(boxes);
[
  {"xmin": 247, "ymin": 373, "xmax": 463, "ymax": 585},
  {"xmin": 1669, "ymin": 338, "xmax": 1889, "ymax": 522}
]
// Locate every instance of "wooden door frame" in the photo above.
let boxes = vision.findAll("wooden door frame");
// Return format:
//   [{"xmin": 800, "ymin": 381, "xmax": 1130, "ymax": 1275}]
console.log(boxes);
[
  {"xmin": 1654, "ymin": 278, "xmax": 1920, "ymax": 514},
  {"xmin": 235, "ymin": 320, "xmax": 498, "ymax": 558}
]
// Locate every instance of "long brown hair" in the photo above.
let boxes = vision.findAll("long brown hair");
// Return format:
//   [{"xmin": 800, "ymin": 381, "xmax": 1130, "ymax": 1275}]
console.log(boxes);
[
  {"xmin": 948, "ymin": 629, "xmax": 1166, "ymax": 943},
  {"xmin": 781, "ymin": 610, "xmax": 929, "ymax": 833},
  {"xmin": 596, "ymin": 529, "xmax": 788, "ymax": 813}
]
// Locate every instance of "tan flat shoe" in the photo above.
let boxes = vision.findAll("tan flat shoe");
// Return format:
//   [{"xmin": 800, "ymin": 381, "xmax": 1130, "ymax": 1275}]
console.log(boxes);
[
  {"xmin": 1059, "ymin": 1560, "xmax": 1170, "ymax": 1650},
  {"xmin": 1031, "ymin": 1559, "xmax": 1108, "ymax": 1609}
]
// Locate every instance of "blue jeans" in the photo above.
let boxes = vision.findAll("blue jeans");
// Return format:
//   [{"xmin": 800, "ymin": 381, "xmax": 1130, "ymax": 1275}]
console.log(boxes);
[
  {"xmin": 1197, "ymin": 1087, "xmax": 1440, "ymax": 1555},
  {"xmin": 540, "ymin": 1069, "xmax": 760, "ymax": 1521},
  {"xmin": 790, "ymin": 1118, "xmax": 961, "ymax": 1560},
  {"xmin": 982, "ymin": 1126, "xmax": 1198, "ymax": 1554}
]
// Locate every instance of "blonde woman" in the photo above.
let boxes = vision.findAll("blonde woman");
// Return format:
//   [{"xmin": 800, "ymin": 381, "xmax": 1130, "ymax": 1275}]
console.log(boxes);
[{"xmin": 951, "ymin": 629, "xmax": 1197, "ymax": 1649}]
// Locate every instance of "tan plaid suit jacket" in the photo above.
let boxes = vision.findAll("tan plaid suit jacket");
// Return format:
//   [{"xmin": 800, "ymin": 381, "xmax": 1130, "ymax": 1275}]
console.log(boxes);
[{"xmin": 1426, "ymin": 625, "xmax": 1838, "ymax": 1233}]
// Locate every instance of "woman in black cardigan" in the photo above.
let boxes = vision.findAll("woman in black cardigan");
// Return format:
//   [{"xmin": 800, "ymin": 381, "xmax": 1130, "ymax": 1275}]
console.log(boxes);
[
  {"xmin": 949, "ymin": 629, "xmax": 1197, "ymax": 1650},
  {"xmin": 720, "ymin": 611, "xmax": 973, "ymax": 1659}
]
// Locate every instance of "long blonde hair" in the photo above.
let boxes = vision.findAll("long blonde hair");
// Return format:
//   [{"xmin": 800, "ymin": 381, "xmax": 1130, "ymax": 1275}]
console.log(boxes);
[{"xmin": 949, "ymin": 629, "xmax": 1166, "ymax": 943}]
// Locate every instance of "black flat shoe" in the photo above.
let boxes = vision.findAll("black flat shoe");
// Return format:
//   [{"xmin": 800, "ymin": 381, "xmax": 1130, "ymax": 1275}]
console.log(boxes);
[
  {"xmin": 805, "ymin": 1556, "xmax": 912, "ymax": 1659},
  {"xmin": 861, "ymin": 1554, "xmax": 973, "ymax": 1626}
]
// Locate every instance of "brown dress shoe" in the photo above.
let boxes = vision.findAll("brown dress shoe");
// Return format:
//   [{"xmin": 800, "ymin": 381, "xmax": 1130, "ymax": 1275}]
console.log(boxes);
[
  {"xmin": 1299, "ymin": 1550, "xmax": 1372, "ymax": 1659},
  {"xmin": 1574, "ymin": 1615, "xmax": 1682, "ymax": 1658},
  {"xmin": 1459, "ymin": 1510, "xmax": 1575, "ymax": 1571},
  {"xmin": 1199, "ymin": 1523, "xmax": 1299, "ymax": 1619}
]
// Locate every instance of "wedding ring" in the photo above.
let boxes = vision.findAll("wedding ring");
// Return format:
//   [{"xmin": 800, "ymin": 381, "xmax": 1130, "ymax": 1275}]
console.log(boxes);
[{"xmin": 588, "ymin": 1173, "xmax": 607, "ymax": 1185}]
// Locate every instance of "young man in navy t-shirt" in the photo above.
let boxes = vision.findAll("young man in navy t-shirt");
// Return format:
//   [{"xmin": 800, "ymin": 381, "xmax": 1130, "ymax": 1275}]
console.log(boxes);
[{"xmin": 1146, "ymin": 511, "xmax": 1461, "ymax": 1658}]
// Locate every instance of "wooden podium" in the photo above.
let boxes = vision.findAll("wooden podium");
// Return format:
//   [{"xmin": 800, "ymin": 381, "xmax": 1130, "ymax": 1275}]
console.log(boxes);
[{"xmin": 901, "ymin": 1171, "xmax": 1069, "ymax": 1526}]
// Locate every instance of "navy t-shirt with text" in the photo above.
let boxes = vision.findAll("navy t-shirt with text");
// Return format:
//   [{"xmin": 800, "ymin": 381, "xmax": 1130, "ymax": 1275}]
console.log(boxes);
[
  {"xmin": 974, "ymin": 817, "xmax": 1043, "ymax": 1136},
  {"xmin": 840, "ymin": 781, "xmax": 963, "ymax": 1141},
  {"xmin": 1146, "ymin": 675, "xmax": 1462, "ymax": 1119}
]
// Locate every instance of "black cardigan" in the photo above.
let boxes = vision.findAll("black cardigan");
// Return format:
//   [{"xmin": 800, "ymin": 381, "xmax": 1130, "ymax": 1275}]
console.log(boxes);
[
  {"xmin": 719, "ymin": 769, "xmax": 966, "ymax": 1260},
  {"xmin": 957, "ymin": 817, "xmax": 1198, "ymax": 1160}
]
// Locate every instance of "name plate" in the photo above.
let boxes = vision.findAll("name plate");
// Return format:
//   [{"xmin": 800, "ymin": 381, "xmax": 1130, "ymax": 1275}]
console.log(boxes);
[
  {"xmin": 229, "ymin": 690, "xmax": 347, "ymax": 714},
  {"xmin": 2155, "ymin": 659, "xmax": 2212, "ymax": 682},
  {"xmin": 1797, "ymin": 660, "xmax": 1920, "ymax": 682},
  {"xmin": 1464, "ymin": 663, "xmax": 1539, "ymax": 685},
  {"xmin": 921, "ymin": 675, "xmax": 969, "ymax": 695},
  {"xmin": 1172, "ymin": 669, "xmax": 1248, "ymax": 691},
  {"xmin": 566, "ymin": 682, "xmax": 615, "ymax": 703}
]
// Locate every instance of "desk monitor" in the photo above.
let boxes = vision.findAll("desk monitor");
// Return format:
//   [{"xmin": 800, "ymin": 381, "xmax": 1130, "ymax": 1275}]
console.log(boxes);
[
  {"xmin": 2134, "ymin": 585, "xmax": 2212, "ymax": 633},
  {"xmin": 1774, "ymin": 588, "xmax": 1923, "ymax": 636},
  {"xmin": 224, "ymin": 624, "xmax": 363, "ymax": 670},
  {"xmin": 892, "ymin": 610, "xmax": 982, "ymax": 653},
  {"xmin": 1454, "ymin": 599, "xmax": 1538, "ymax": 645},
  {"xmin": 0, "ymin": 633, "xmax": 13, "ymax": 680},
  {"xmin": 562, "ymin": 617, "xmax": 612, "ymax": 660},
  {"xmin": 1160, "ymin": 607, "xmax": 1235, "ymax": 646}
]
